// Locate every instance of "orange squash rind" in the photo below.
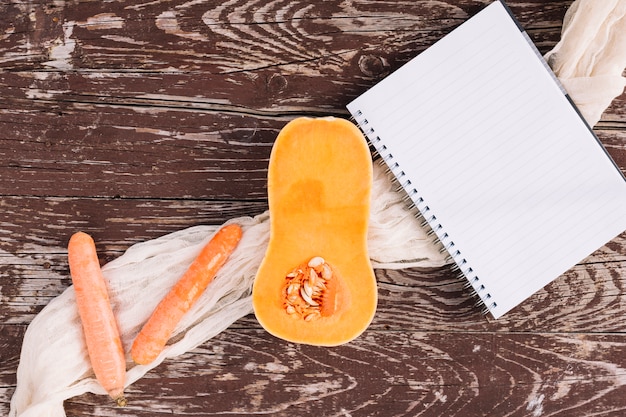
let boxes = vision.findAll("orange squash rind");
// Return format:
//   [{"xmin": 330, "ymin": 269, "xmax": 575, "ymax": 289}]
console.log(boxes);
[{"xmin": 252, "ymin": 117, "xmax": 377, "ymax": 346}]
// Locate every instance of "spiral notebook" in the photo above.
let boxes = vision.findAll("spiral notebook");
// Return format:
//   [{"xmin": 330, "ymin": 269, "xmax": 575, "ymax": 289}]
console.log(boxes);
[{"xmin": 347, "ymin": 0, "xmax": 626, "ymax": 318}]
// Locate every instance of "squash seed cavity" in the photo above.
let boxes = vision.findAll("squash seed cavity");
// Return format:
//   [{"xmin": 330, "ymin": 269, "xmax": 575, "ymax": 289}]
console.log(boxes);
[{"xmin": 283, "ymin": 257, "xmax": 336, "ymax": 321}]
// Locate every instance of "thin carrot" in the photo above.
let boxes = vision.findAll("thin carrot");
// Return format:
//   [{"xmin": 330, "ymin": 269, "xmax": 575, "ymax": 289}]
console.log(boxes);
[
  {"xmin": 68, "ymin": 231, "xmax": 127, "ymax": 407},
  {"xmin": 131, "ymin": 223, "xmax": 243, "ymax": 365}
]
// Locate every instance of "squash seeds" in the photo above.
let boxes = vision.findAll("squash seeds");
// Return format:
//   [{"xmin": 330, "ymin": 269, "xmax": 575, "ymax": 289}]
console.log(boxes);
[{"xmin": 283, "ymin": 257, "xmax": 333, "ymax": 321}]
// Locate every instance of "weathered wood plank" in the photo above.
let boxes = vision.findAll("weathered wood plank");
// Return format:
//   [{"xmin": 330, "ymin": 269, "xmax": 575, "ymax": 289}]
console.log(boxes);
[
  {"xmin": 0, "ymin": 1, "xmax": 570, "ymax": 72},
  {"xmin": 375, "ymin": 259, "xmax": 626, "ymax": 333},
  {"xmin": 0, "ymin": 98, "xmax": 623, "ymax": 200},
  {"xmin": 3, "ymin": 325, "xmax": 625, "ymax": 416},
  {"xmin": 0, "ymin": 104, "xmax": 279, "ymax": 199},
  {"xmin": 0, "ymin": 196, "xmax": 267, "ymax": 251}
]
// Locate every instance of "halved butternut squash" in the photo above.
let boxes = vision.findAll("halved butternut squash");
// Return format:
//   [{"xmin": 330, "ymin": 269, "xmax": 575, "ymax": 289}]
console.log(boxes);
[{"xmin": 252, "ymin": 116, "xmax": 376, "ymax": 346}]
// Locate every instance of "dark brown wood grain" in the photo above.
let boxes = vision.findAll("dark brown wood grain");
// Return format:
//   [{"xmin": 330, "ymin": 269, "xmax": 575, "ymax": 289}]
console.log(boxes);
[{"xmin": 2, "ymin": 0, "xmax": 626, "ymax": 416}]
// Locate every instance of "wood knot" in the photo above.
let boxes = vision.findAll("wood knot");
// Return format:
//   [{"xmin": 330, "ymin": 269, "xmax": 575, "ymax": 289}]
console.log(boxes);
[
  {"xmin": 358, "ymin": 54, "xmax": 388, "ymax": 78},
  {"xmin": 267, "ymin": 73, "xmax": 288, "ymax": 94}
]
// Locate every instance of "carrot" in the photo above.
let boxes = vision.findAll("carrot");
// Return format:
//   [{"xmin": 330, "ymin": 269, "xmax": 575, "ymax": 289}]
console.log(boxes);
[
  {"xmin": 68, "ymin": 231, "xmax": 127, "ymax": 407},
  {"xmin": 131, "ymin": 223, "xmax": 243, "ymax": 365}
]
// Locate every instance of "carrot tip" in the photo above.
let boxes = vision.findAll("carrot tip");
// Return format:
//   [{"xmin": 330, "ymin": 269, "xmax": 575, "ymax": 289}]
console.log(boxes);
[{"xmin": 115, "ymin": 396, "xmax": 128, "ymax": 407}]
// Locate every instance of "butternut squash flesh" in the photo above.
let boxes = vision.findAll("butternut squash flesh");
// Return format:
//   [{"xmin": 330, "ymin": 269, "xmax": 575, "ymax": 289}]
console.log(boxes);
[{"xmin": 253, "ymin": 117, "xmax": 376, "ymax": 346}]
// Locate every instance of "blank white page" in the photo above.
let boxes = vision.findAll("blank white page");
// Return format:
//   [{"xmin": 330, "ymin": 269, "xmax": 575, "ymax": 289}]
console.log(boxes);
[{"xmin": 348, "ymin": 0, "xmax": 626, "ymax": 318}]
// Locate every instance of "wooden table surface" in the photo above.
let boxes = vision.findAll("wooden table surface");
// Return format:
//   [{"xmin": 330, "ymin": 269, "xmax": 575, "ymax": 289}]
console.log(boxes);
[{"xmin": 2, "ymin": 1, "xmax": 626, "ymax": 416}]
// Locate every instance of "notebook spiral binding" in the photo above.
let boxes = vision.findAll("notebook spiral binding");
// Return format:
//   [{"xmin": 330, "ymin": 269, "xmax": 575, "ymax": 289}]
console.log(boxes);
[{"xmin": 351, "ymin": 110, "xmax": 497, "ymax": 315}]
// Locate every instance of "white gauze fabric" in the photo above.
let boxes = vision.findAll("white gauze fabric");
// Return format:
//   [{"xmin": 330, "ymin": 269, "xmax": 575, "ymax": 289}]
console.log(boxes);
[
  {"xmin": 544, "ymin": 0, "xmax": 626, "ymax": 126},
  {"xmin": 9, "ymin": 162, "xmax": 446, "ymax": 417},
  {"xmin": 11, "ymin": 1, "xmax": 626, "ymax": 415}
]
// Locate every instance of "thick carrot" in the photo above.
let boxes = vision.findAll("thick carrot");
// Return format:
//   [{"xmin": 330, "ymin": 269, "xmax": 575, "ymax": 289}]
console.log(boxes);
[
  {"xmin": 131, "ymin": 223, "xmax": 243, "ymax": 365},
  {"xmin": 68, "ymin": 231, "xmax": 127, "ymax": 407}
]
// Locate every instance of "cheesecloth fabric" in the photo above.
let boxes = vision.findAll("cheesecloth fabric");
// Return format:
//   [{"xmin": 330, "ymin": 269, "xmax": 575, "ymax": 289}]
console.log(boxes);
[
  {"xmin": 544, "ymin": 0, "xmax": 626, "ymax": 126},
  {"xmin": 10, "ymin": 0, "xmax": 626, "ymax": 415}
]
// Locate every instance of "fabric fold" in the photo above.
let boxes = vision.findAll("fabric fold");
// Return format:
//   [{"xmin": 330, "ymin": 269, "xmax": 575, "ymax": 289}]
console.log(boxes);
[{"xmin": 545, "ymin": 0, "xmax": 626, "ymax": 126}]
